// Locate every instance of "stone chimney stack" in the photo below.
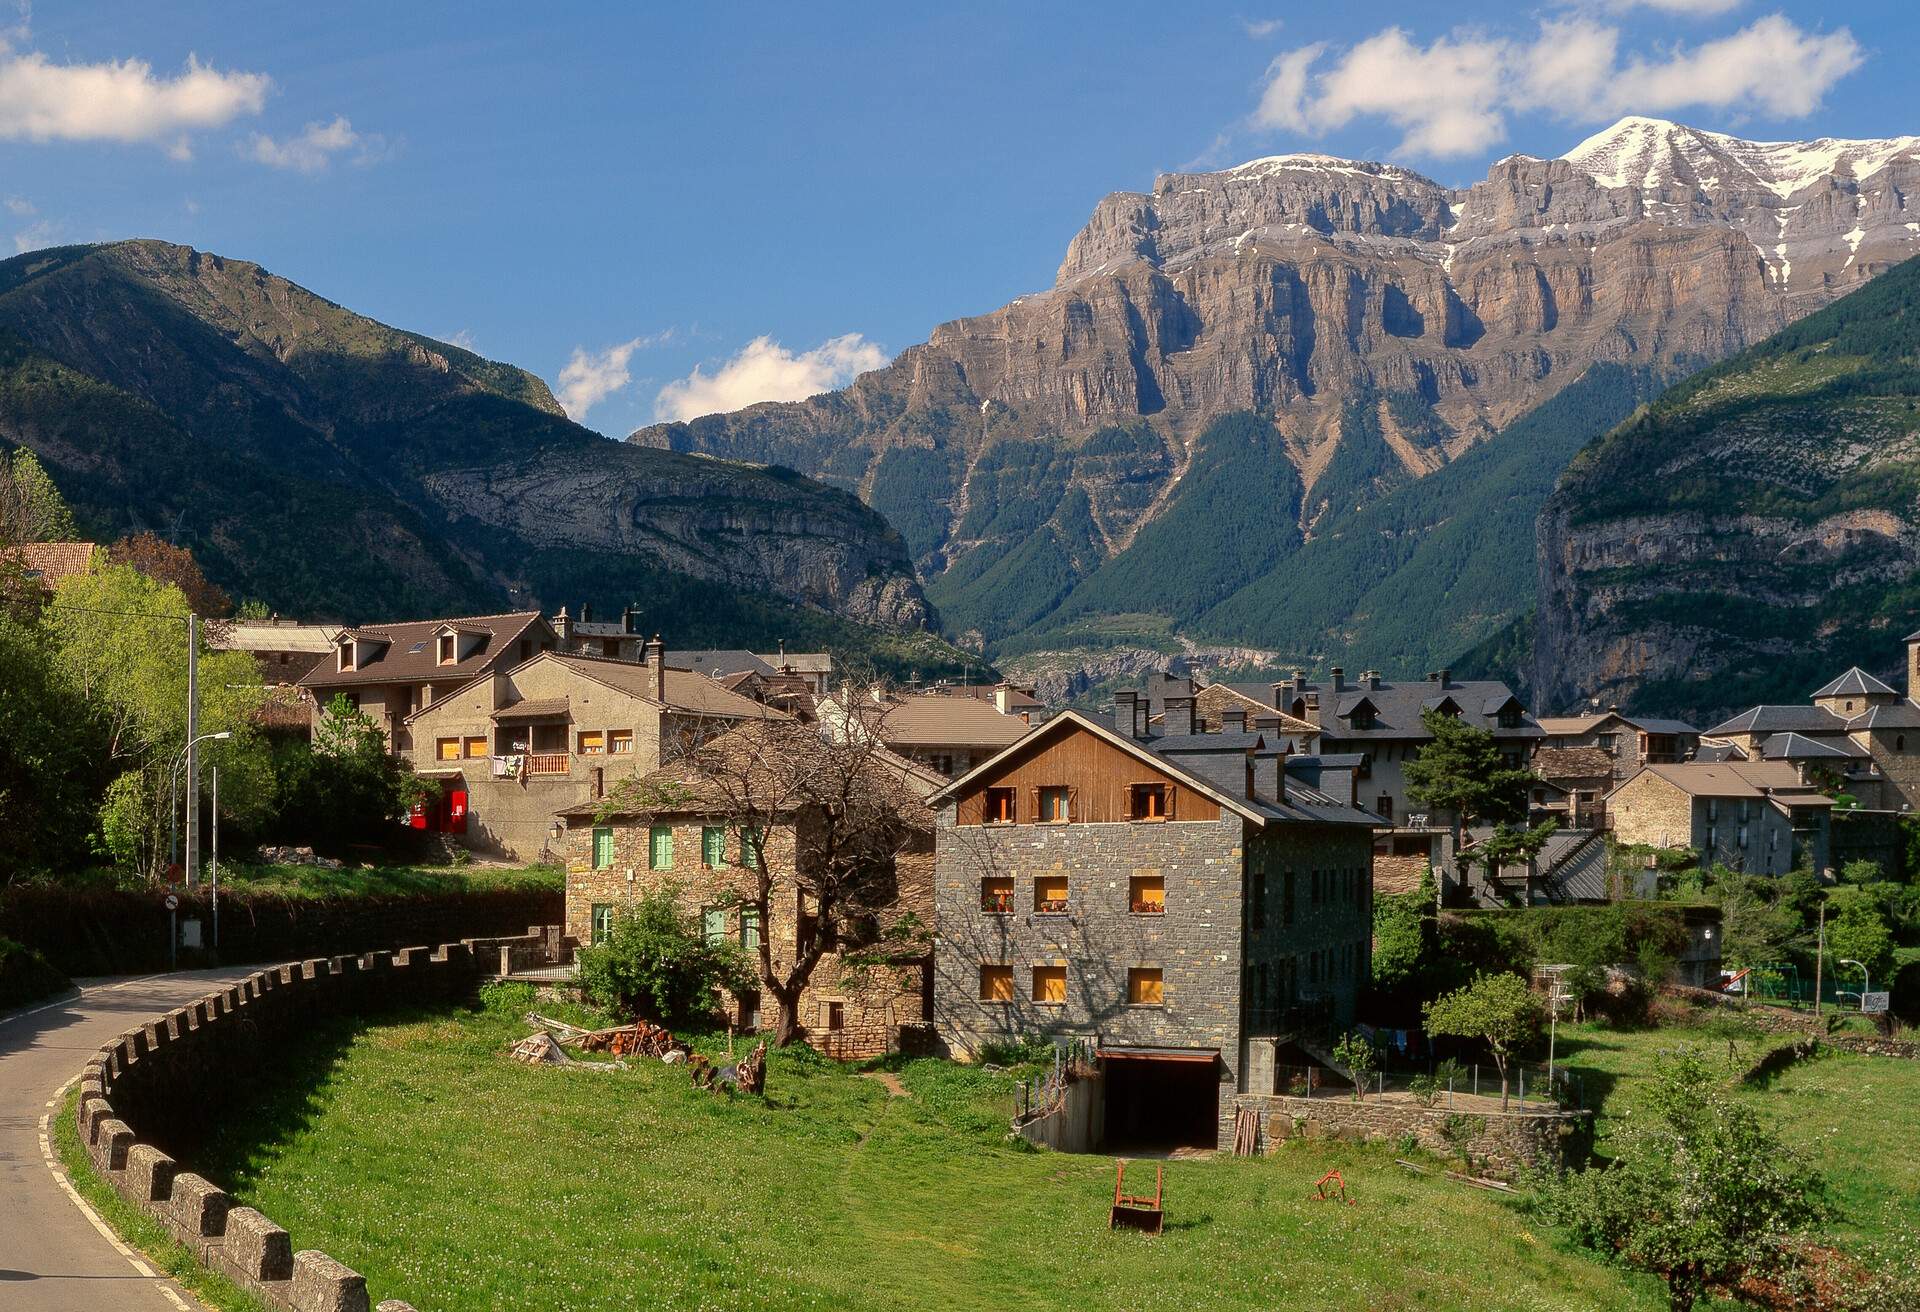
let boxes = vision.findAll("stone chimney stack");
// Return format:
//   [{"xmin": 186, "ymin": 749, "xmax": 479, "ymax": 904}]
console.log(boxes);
[
  {"xmin": 1166, "ymin": 694, "xmax": 1197, "ymax": 735},
  {"xmin": 1114, "ymin": 691, "xmax": 1140, "ymax": 738},
  {"xmin": 993, "ymin": 682, "xmax": 1013, "ymax": 715},
  {"xmin": 1330, "ymin": 667, "xmax": 1345, "ymax": 693},
  {"xmin": 553, "ymin": 606, "xmax": 572, "ymax": 644},
  {"xmin": 1439, "ymin": 668, "xmax": 1452, "ymax": 689},
  {"xmin": 1220, "ymin": 708, "xmax": 1247, "ymax": 734},
  {"xmin": 1293, "ymin": 670, "xmax": 1308, "ymax": 692},
  {"xmin": 644, "ymin": 634, "xmax": 666, "ymax": 701},
  {"xmin": 1363, "ymin": 670, "xmax": 1380, "ymax": 691}
]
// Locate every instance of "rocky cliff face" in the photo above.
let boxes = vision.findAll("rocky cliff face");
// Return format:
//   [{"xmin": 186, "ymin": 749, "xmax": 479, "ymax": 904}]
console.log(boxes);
[
  {"xmin": 0, "ymin": 240, "xmax": 930, "ymax": 635},
  {"xmin": 1535, "ymin": 250, "xmax": 1920, "ymax": 721},
  {"xmin": 631, "ymin": 118, "xmax": 1920, "ymax": 669}
]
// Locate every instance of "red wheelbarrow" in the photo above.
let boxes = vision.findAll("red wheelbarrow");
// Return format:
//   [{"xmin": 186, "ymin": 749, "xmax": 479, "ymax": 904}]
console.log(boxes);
[{"xmin": 1109, "ymin": 1160, "xmax": 1164, "ymax": 1234}]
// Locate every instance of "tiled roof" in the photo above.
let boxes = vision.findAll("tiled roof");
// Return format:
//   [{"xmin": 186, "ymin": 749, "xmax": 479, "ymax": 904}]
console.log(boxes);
[
  {"xmin": 552, "ymin": 653, "xmax": 782, "ymax": 719},
  {"xmin": 1537, "ymin": 714, "xmax": 1612, "ymax": 735},
  {"xmin": 2, "ymin": 540, "xmax": 96, "ymax": 586},
  {"xmin": 1533, "ymin": 746, "xmax": 1616, "ymax": 779},
  {"xmin": 1625, "ymin": 761, "xmax": 1830, "ymax": 802},
  {"xmin": 492, "ymin": 697, "xmax": 572, "ymax": 721},
  {"xmin": 1632, "ymin": 718, "xmax": 1700, "ymax": 736},
  {"xmin": 1758, "ymin": 732, "xmax": 1867, "ymax": 761},
  {"xmin": 1703, "ymin": 705, "xmax": 1851, "ymax": 737},
  {"xmin": 300, "ymin": 611, "xmax": 548, "ymax": 689},
  {"xmin": 1811, "ymin": 666, "xmax": 1898, "ymax": 699},
  {"xmin": 854, "ymin": 691, "xmax": 1033, "ymax": 749},
  {"xmin": 944, "ymin": 683, "xmax": 1045, "ymax": 711},
  {"xmin": 668, "ymin": 649, "xmax": 777, "ymax": 679}
]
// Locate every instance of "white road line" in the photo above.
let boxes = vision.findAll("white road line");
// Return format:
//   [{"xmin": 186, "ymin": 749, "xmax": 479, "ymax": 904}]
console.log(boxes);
[{"xmin": 0, "ymin": 970, "xmax": 187, "ymax": 1030}]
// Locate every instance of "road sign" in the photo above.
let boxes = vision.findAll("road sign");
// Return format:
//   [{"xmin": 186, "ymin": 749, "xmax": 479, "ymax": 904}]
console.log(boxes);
[
  {"xmin": 163, "ymin": 893, "xmax": 179, "ymax": 911},
  {"xmin": 1862, "ymin": 992, "xmax": 1890, "ymax": 1015}
]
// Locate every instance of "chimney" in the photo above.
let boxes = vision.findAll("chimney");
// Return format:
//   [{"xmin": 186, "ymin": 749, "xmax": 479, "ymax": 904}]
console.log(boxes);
[
  {"xmin": 1363, "ymin": 670, "xmax": 1380, "ymax": 691},
  {"xmin": 1221, "ymin": 708, "xmax": 1247, "ymax": 734},
  {"xmin": 993, "ymin": 682, "xmax": 1012, "ymax": 715},
  {"xmin": 644, "ymin": 634, "xmax": 666, "ymax": 701},
  {"xmin": 1293, "ymin": 670, "xmax": 1308, "ymax": 692},
  {"xmin": 1166, "ymin": 695, "xmax": 1197, "ymax": 735},
  {"xmin": 554, "ymin": 606, "xmax": 571, "ymax": 642},
  {"xmin": 1439, "ymin": 668, "xmax": 1452, "ymax": 689},
  {"xmin": 581, "ymin": 602, "xmax": 594, "ymax": 624},
  {"xmin": 1114, "ymin": 691, "xmax": 1140, "ymax": 738},
  {"xmin": 624, "ymin": 605, "xmax": 641, "ymax": 634},
  {"xmin": 1275, "ymin": 741, "xmax": 1290, "ymax": 804},
  {"xmin": 1330, "ymin": 667, "xmax": 1345, "ymax": 693},
  {"xmin": 1427, "ymin": 670, "xmax": 1441, "ymax": 683}
]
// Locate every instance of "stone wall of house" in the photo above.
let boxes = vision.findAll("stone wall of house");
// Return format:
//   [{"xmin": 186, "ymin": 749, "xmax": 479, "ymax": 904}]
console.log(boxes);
[
  {"xmin": 1242, "ymin": 826, "xmax": 1373, "ymax": 1038},
  {"xmin": 562, "ymin": 815, "xmax": 931, "ymax": 1046},
  {"xmin": 1371, "ymin": 854, "xmax": 1428, "ymax": 897},
  {"xmin": 73, "ymin": 929, "xmax": 560, "ymax": 1312},
  {"xmin": 1227, "ymin": 1093, "xmax": 1588, "ymax": 1176},
  {"xmin": 1606, "ymin": 771, "xmax": 1696, "ymax": 852}
]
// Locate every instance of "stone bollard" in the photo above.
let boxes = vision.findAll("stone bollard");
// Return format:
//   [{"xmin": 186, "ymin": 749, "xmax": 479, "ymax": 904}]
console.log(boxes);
[
  {"xmin": 290, "ymin": 1249, "xmax": 369, "ymax": 1312},
  {"xmin": 123, "ymin": 1143, "xmax": 176, "ymax": 1203},
  {"xmin": 223, "ymin": 1207, "xmax": 294, "ymax": 1282},
  {"xmin": 95, "ymin": 1118, "xmax": 134, "ymax": 1172},
  {"xmin": 168, "ymin": 1172, "xmax": 230, "ymax": 1238}
]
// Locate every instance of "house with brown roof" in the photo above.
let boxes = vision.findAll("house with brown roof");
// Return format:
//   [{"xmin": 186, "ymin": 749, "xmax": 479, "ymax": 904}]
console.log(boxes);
[
  {"xmin": 550, "ymin": 605, "xmax": 833, "ymax": 692},
  {"xmin": 0, "ymin": 540, "xmax": 97, "ymax": 593},
  {"xmin": 557, "ymin": 719, "xmax": 941, "ymax": 1057},
  {"xmin": 818, "ymin": 687, "xmax": 1033, "ymax": 778},
  {"xmin": 1535, "ymin": 709, "xmax": 1699, "ymax": 786},
  {"xmin": 403, "ymin": 638, "xmax": 781, "ymax": 860},
  {"xmin": 1607, "ymin": 761, "xmax": 1833, "ymax": 875},
  {"xmin": 296, "ymin": 610, "xmax": 558, "ymax": 753}
]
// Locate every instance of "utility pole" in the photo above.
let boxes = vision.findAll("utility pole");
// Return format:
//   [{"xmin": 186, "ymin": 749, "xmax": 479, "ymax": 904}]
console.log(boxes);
[
  {"xmin": 1812, "ymin": 900, "xmax": 1826, "ymax": 1027},
  {"xmin": 211, "ymin": 764, "xmax": 220, "ymax": 950},
  {"xmin": 183, "ymin": 612, "xmax": 199, "ymax": 886}
]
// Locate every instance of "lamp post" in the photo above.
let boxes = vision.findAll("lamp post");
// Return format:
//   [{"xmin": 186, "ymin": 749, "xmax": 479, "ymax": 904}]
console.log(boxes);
[
  {"xmin": 1838, "ymin": 958, "xmax": 1870, "ymax": 1006},
  {"xmin": 168, "ymin": 729, "xmax": 232, "ymax": 878}
]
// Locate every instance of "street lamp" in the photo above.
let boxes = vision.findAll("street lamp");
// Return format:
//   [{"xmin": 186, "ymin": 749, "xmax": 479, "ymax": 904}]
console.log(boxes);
[
  {"xmin": 169, "ymin": 729, "xmax": 232, "ymax": 880},
  {"xmin": 1838, "ymin": 958, "xmax": 1870, "ymax": 1004}
]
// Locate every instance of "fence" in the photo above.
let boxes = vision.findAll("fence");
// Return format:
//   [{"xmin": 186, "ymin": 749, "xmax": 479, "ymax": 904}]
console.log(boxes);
[
  {"xmin": 1013, "ymin": 1036, "xmax": 1098, "ymax": 1124},
  {"xmin": 1271, "ymin": 1060, "xmax": 1577, "ymax": 1110}
]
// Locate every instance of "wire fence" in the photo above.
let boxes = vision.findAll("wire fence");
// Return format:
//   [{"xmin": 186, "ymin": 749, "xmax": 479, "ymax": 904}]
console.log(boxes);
[{"xmin": 1270, "ymin": 1061, "xmax": 1578, "ymax": 1110}]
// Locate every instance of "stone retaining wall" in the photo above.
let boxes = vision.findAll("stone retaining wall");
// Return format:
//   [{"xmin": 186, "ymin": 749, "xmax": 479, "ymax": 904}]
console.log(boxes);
[
  {"xmin": 71, "ymin": 925, "xmax": 561, "ymax": 1312},
  {"xmin": 1229, "ymin": 1093, "xmax": 1589, "ymax": 1177}
]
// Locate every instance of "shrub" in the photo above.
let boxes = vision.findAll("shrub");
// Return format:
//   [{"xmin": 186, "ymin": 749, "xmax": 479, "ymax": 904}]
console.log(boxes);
[
  {"xmin": 0, "ymin": 935, "xmax": 70, "ymax": 1010},
  {"xmin": 574, "ymin": 886, "xmax": 754, "ymax": 1027}
]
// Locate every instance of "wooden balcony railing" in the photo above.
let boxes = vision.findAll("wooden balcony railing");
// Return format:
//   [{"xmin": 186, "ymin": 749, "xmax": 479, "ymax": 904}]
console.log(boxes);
[{"xmin": 526, "ymin": 752, "xmax": 570, "ymax": 776}]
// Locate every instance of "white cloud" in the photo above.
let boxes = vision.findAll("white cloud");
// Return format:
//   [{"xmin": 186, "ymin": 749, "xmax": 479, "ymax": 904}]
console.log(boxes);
[
  {"xmin": 1251, "ymin": 14, "xmax": 1861, "ymax": 159},
  {"xmin": 1605, "ymin": 0, "xmax": 1743, "ymax": 13},
  {"xmin": 653, "ymin": 334, "xmax": 889, "ymax": 423},
  {"xmin": 556, "ymin": 332, "xmax": 672, "ymax": 421},
  {"xmin": 1242, "ymin": 17, "xmax": 1284, "ymax": 39},
  {"xmin": 247, "ymin": 115, "xmax": 384, "ymax": 173},
  {"xmin": 13, "ymin": 217, "xmax": 59, "ymax": 252},
  {"xmin": 0, "ymin": 46, "xmax": 267, "ymax": 149},
  {"xmin": 445, "ymin": 329, "xmax": 479, "ymax": 352},
  {"xmin": 4, "ymin": 194, "xmax": 31, "ymax": 216}
]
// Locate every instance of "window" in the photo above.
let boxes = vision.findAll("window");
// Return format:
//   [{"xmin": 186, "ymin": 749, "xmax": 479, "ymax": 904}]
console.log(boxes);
[
  {"xmin": 591, "ymin": 826, "xmax": 614, "ymax": 870},
  {"xmin": 463, "ymin": 736, "xmax": 487, "ymax": 759},
  {"xmin": 342, "ymin": 692, "xmax": 360, "ymax": 711},
  {"xmin": 1032, "ymin": 964, "xmax": 1067, "ymax": 1005},
  {"xmin": 1126, "ymin": 968, "xmax": 1164, "ymax": 1006},
  {"xmin": 436, "ymin": 737, "xmax": 461, "ymax": 761},
  {"xmin": 609, "ymin": 729, "xmax": 634, "ymax": 755},
  {"xmin": 578, "ymin": 730, "xmax": 605, "ymax": 755},
  {"xmin": 590, "ymin": 903, "xmax": 614, "ymax": 946},
  {"xmin": 1706, "ymin": 799, "xmax": 1720, "ymax": 821},
  {"xmin": 337, "ymin": 640, "xmax": 355, "ymax": 672},
  {"xmin": 981, "ymin": 876, "xmax": 1014, "ymax": 914},
  {"xmin": 931, "ymin": 754, "xmax": 955, "ymax": 776},
  {"xmin": 1597, "ymin": 733, "xmax": 1617, "ymax": 751},
  {"xmin": 1251, "ymin": 869, "xmax": 1265, "ymax": 929},
  {"xmin": 437, "ymin": 633, "xmax": 455, "ymax": 665},
  {"xmin": 1376, "ymin": 795, "xmax": 1393, "ymax": 821},
  {"xmin": 740, "ymin": 907, "xmax": 762, "ymax": 951},
  {"xmin": 1283, "ymin": 870, "xmax": 1295, "ymax": 926},
  {"xmin": 1034, "ymin": 875, "xmax": 1068, "ymax": 914},
  {"xmin": 984, "ymin": 787, "xmax": 1017, "ymax": 824},
  {"xmin": 1497, "ymin": 706, "xmax": 1522, "ymax": 729},
  {"xmin": 979, "ymin": 964, "xmax": 1014, "ymax": 1002},
  {"xmin": 702, "ymin": 907, "xmax": 727, "ymax": 945},
  {"xmin": 1738, "ymin": 825, "xmax": 1750, "ymax": 848},
  {"xmin": 649, "ymin": 824, "xmax": 673, "ymax": 870},
  {"xmin": 1350, "ymin": 706, "xmax": 1376, "ymax": 730},
  {"xmin": 823, "ymin": 1000, "xmax": 845, "ymax": 1031},
  {"xmin": 519, "ymin": 638, "xmax": 532, "ymax": 660},
  {"xmin": 1706, "ymin": 825, "xmax": 1718, "ymax": 850},
  {"xmin": 702, "ymin": 825, "xmax": 726, "ymax": 867},
  {"xmin": 1126, "ymin": 783, "xmax": 1169, "ymax": 821},
  {"xmin": 1037, "ymin": 786, "xmax": 1070, "ymax": 823},
  {"xmin": 1129, "ymin": 874, "xmax": 1165, "ymax": 915},
  {"xmin": 739, "ymin": 826, "xmax": 763, "ymax": 868}
]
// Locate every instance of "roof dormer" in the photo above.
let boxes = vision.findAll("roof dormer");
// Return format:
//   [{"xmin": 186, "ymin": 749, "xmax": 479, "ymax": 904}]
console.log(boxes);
[
  {"xmin": 435, "ymin": 624, "xmax": 488, "ymax": 666},
  {"xmin": 335, "ymin": 631, "xmax": 389, "ymax": 673}
]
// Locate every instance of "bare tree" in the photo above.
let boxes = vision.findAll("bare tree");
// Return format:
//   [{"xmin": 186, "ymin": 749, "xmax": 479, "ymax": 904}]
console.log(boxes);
[{"xmin": 608, "ymin": 696, "xmax": 933, "ymax": 1047}]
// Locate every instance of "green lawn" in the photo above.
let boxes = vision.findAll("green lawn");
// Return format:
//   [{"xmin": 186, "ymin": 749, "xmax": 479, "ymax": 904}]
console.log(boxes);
[
  {"xmin": 216, "ymin": 861, "xmax": 563, "ymax": 900},
  {"xmin": 182, "ymin": 999, "xmax": 1673, "ymax": 1312},
  {"xmin": 1552, "ymin": 1020, "xmax": 1920, "ymax": 1252}
]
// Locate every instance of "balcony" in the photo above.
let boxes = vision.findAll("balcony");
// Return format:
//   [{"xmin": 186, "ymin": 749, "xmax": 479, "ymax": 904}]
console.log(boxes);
[{"xmin": 526, "ymin": 752, "xmax": 570, "ymax": 776}]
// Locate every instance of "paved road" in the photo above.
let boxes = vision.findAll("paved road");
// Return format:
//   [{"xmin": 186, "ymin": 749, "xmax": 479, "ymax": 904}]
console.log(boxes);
[{"xmin": 0, "ymin": 969, "xmax": 252, "ymax": 1311}]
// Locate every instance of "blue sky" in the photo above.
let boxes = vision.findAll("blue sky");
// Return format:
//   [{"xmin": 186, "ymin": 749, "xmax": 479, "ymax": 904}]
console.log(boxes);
[{"xmin": 5, "ymin": 2, "xmax": 1912, "ymax": 436}]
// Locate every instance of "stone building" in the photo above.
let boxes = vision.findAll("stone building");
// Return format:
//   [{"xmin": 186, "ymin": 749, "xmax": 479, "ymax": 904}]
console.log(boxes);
[
  {"xmin": 403, "ymin": 641, "xmax": 776, "ymax": 859},
  {"xmin": 1606, "ymin": 761, "xmax": 1833, "ymax": 875},
  {"xmin": 558, "ymin": 723, "xmax": 941, "ymax": 1056},
  {"xmin": 929, "ymin": 696, "xmax": 1377, "ymax": 1151}
]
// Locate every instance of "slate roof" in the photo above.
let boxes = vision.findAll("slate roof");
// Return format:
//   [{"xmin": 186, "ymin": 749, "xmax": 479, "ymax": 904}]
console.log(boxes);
[
  {"xmin": 300, "ymin": 611, "xmax": 549, "ymax": 690},
  {"xmin": 668, "ymin": 649, "xmax": 777, "ymax": 679},
  {"xmin": 1694, "ymin": 742, "xmax": 1748, "ymax": 763},
  {"xmin": 1758, "ymin": 732, "xmax": 1868, "ymax": 761},
  {"xmin": 1225, "ymin": 675, "xmax": 1541, "ymax": 742},
  {"xmin": 1847, "ymin": 702, "xmax": 1920, "ymax": 729},
  {"xmin": 1533, "ymin": 746, "xmax": 1616, "ymax": 780},
  {"xmin": 1811, "ymin": 666, "xmax": 1898, "ymax": 699},
  {"xmin": 1703, "ymin": 705, "xmax": 1851, "ymax": 737}
]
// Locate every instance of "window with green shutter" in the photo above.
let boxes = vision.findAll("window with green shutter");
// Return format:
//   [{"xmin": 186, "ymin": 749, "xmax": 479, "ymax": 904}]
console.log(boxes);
[
  {"xmin": 591, "ymin": 827, "xmax": 614, "ymax": 870},
  {"xmin": 649, "ymin": 824, "xmax": 673, "ymax": 870},
  {"xmin": 701, "ymin": 906, "xmax": 726, "ymax": 945},
  {"xmin": 702, "ymin": 825, "xmax": 726, "ymax": 867},
  {"xmin": 740, "ymin": 906, "xmax": 762, "ymax": 951},
  {"xmin": 738, "ymin": 825, "xmax": 764, "ymax": 868},
  {"xmin": 590, "ymin": 903, "xmax": 614, "ymax": 945}
]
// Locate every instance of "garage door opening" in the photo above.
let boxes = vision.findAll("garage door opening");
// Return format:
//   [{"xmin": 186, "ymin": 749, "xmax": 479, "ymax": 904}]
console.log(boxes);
[{"xmin": 1100, "ymin": 1048, "xmax": 1220, "ymax": 1151}]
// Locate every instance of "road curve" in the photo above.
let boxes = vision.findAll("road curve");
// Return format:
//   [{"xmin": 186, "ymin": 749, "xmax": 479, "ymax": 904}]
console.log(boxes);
[{"xmin": 0, "ymin": 969, "xmax": 254, "ymax": 1311}]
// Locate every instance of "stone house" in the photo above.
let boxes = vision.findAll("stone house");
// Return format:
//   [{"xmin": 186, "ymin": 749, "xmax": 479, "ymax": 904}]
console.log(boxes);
[
  {"xmin": 1535, "ymin": 710, "xmax": 1699, "ymax": 782},
  {"xmin": 558, "ymin": 724, "xmax": 941, "ymax": 1056},
  {"xmin": 402, "ymin": 640, "xmax": 778, "ymax": 860},
  {"xmin": 818, "ymin": 687, "xmax": 1033, "ymax": 779},
  {"xmin": 297, "ymin": 610, "xmax": 558, "ymax": 754},
  {"xmin": 1606, "ymin": 761, "xmax": 1833, "ymax": 875},
  {"xmin": 211, "ymin": 619, "xmax": 339, "ymax": 687},
  {"xmin": 550, "ymin": 604, "xmax": 832, "ymax": 692},
  {"xmin": 928, "ymin": 696, "xmax": 1378, "ymax": 1151}
]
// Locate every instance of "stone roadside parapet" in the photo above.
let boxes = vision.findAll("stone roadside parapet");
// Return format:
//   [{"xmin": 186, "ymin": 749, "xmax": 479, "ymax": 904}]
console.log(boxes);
[{"xmin": 71, "ymin": 924, "xmax": 561, "ymax": 1312}]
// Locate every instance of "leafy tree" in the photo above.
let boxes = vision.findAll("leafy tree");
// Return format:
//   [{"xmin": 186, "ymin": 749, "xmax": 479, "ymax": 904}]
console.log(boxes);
[
  {"xmin": 1331, "ymin": 1030, "xmax": 1380, "ymax": 1100},
  {"xmin": 107, "ymin": 532, "xmax": 232, "ymax": 618},
  {"xmin": 1472, "ymin": 817, "xmax": 1560, "ymax": 889},
  {"xmin": 1825, "ymin": 890, "xmax": 1896, "ymax": 985},
  {"xmin": 1422, "ymin": 972, "xmax": 1540, "ymax": 1110},
  {"xmin": 1370, "ymin": 874, "xmax": 1434, "ymax": 991},
  {"xmin": 0, "ymin": 610, "xmax": 103, "ymax": 879},
  {"xmin": 1404, "ymin": 707, "xmax": 1535, "ymax": 848},
  {"xmin": 267, "ymin": 695, "xmax": 433, "ymax": 851},
  {"xmin": 1713, "ymin": 868, "xmax": 1806, "ymax": 968},
  {"xmin": 0, "ymin": 447, "xmax": 78, "ymax": 545},
  {"xmin": 1541, "ymin": 1050, "xmax": 1828, "ymax": 1312},
  {"xmin": 575, "ymin": 885, "xmax": 753, "ymax": 1026}
]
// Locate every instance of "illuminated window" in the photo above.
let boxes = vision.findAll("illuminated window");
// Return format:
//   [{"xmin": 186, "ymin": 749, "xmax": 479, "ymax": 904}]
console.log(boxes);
[
  {"xmin": 1126, "ymin": 783, "xmax": 1169, "ymax": 821},
  {"xmin": 608, "ymin": 729, "xmax": 633, "ymax": 755},
  {"xmin": 1130, "ymin": 874, "xmax": 1164, "ymax": 914},
  {"xmin": 1127, "ymin": 968, "xmax": 1164, "ymax": 1006},
  {"xmin": 578, "ymin": 730, "xmax": 605, "ymax": 755},
  {"xmin": 1032, "ymin": 964, "xmax": 1067, "ymax": 1005},
  {"xmin": 436, "ymin": 737, "xmax": 460, "ymax": 761},
  {"xmin": 1034, "ymin": 875, "xmax": 1068, "ymax": 914},
  {"xmin": 984, "ymin": 787, "xmax": 1016, "ymax": 824},
  {"xmin": 981, "ymin": 876, "xmax": 1013, "ymax": 914},
  {"xmin": 463, "ymin": 736, "xmax": 487, "ymax": 759},
  {"xmin": 1037, "ymin": 786, "xmax": 1070, "ymax": 822},
  {"xmin": 979, "ymin": 964, "xmax": 1014, "ymax": 1002}
]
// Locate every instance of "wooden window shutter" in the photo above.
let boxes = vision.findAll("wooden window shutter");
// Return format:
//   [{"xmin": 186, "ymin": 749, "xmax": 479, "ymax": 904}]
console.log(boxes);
[
  {"xmin": 1066, "ymin": 786, "xmax": 1079, "ymax": 822},
  {"xmin": 1122, "ymin": 785, "xmax": 1136, "ymax": 820},
  {"xmin": 1030, "ymin": 787, "xmax": 1042, "ymax": 821},
  {"xmin": 1165, "ymin": 783, "xmax": 1177, "ymax": 820}
]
